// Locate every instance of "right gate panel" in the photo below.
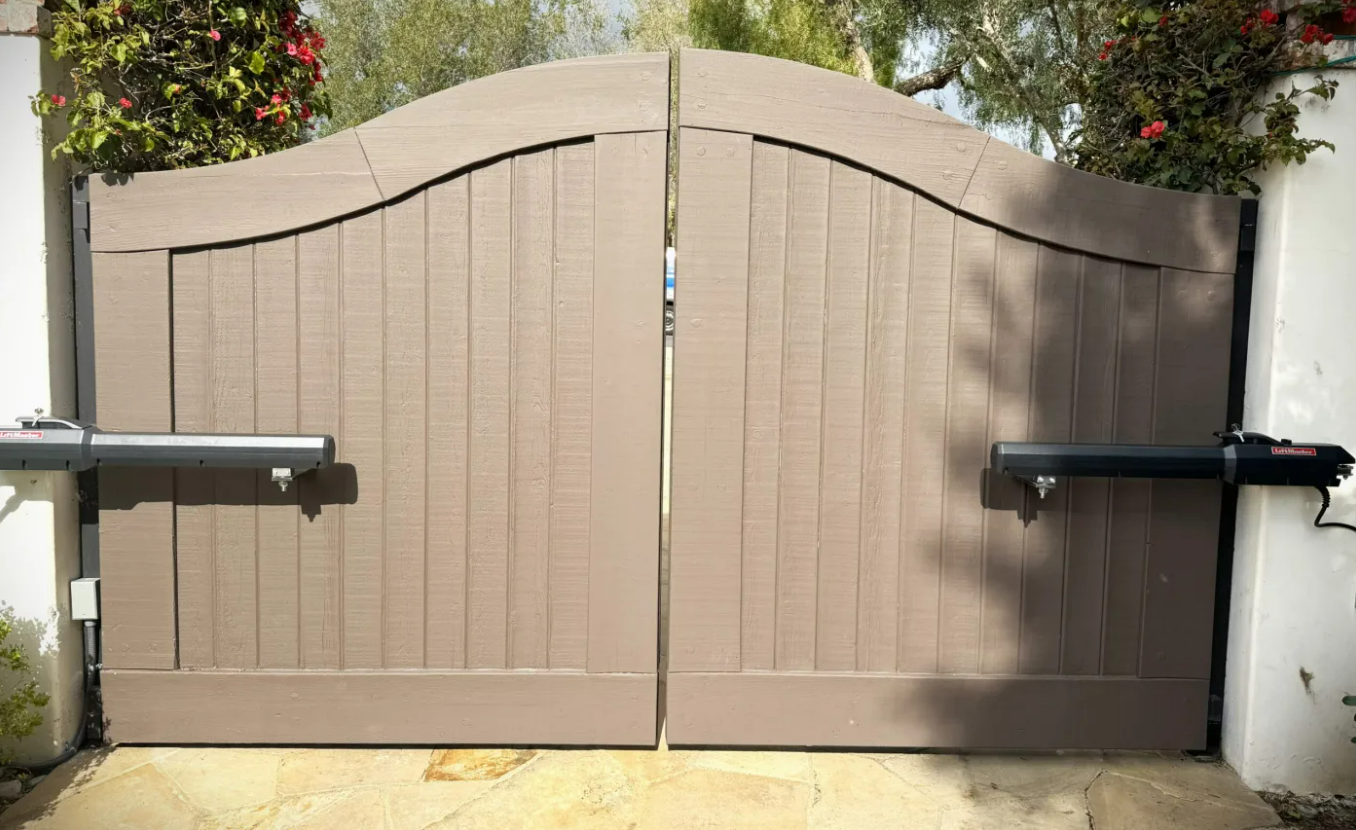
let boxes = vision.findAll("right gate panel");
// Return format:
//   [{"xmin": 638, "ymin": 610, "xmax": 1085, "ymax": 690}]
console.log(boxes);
[{"xmin": 668, "ymin": 49, "xmax": 1241, "ymax": 749}]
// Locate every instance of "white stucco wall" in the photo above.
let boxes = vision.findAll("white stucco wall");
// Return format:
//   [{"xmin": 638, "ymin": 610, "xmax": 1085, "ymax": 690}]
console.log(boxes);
[
  {"xmin": 0, "ymin": 33, "xmax": 83, "ymax": 762},
  {"xmin": 1224, "ymin": 69, "xmax": 1356, "ymax": 795}
]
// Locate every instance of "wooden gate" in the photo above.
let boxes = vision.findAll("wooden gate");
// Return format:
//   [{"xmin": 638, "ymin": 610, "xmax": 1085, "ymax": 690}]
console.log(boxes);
[
  {"xmin": 91, "ymin": 54, "xmax": 669, "ymax": 745},
  {"xmin": 668, "ymin": 50, "xmax": 1241, "ymax": 749}
]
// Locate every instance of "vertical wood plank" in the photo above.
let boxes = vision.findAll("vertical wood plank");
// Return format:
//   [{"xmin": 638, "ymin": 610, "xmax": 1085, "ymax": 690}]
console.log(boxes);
[
  {"xmin": 340, "ymin": 210, "xmax": 385, "ymax": 669},
  {"xmin": 979, "ymin": 233, "xmax": 1038, "ymax": 674},
  {"xmin": 254, "ymin": 237, "xmax": 300, "ymax": 670},
  {"xmin": 210, "ymin": 243, "xmax": 258, "ymax": 670},
  {"xmin": 1101, "ymin": 264, "xmax": 1159, "ymax": 676},
  {"xmin": 775, "ymin": 149, "xmax": 829, "ymax": 672},
  {"xmin": 426, "ymin": 177, "xmax": 470, "ymax": 670},
  {"xmin": 383, "ymin": 193, "xmax": 427, "ymax": 668},
  {"xmin": 816, "ymin": 161, "xmax": 870, "ymax": 672},
  {"xmin": 741, "ymin": 141, "xmax": 789, "ymax": 672},
  {"xmin": 510, "ymin": 150, "xmax": 554, "ymax": 669},
  {"xmin": 297, "ymin": 226, "xmax": 343, "ymax": 669},
  {"xmin": 1018, "ymin": 245, "xmax": 1080, "ymax": 675},
  {"xmin": 857, "ymin": 181, "xmax": 911, "ymax": 673},
  {"xmin": 550, "ymin": 144, "xmax": 594, "ymax": 670},
  {"xmin": 898, "ymin": 200, "xmax": 954, "ymax": 674},
  {"xmin": 171, "ymin": 251, "xmax": 214, "ymax": 668},
  {"xmin": 1140, "ymin": 269, "xmax": 1231, "ymax": 679},
  {"xmin": 94, "ymin": 249, "xmax": 176, "ymax": 670},
  {"xmin": 670, "ymin": 128, "xmax": 751, "ymax": 672},
  {"xmin": 589, "ymin": 131, "xmax": 666, "ymax": 673},
  {"xmin": 938, "ymin": 217, "xmax": 996, "ymax": 674},
  {"xmin": 1060, "ymin": 257, "xmax": 1120, "ymax": 675},
  {"xmin": 468, "ymin": 160, "xmax": 512, "ymax": 670}
]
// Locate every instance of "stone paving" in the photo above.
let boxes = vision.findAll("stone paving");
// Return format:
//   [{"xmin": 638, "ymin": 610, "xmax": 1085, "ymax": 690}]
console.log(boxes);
[{"xmin": 0, "ymin": 745, "xmax": 1280, "ymax": 830}]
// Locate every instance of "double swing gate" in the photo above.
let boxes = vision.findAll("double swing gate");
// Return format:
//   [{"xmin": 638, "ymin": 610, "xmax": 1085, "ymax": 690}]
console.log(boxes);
[{"xmin": 88, "ymin": 50, "xmax": 1241, "ymax": 749}]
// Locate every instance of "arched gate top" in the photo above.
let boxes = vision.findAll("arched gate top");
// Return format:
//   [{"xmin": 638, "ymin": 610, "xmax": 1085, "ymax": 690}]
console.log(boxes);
[
  {"xmin": 91, "ymin": 53, "xmax": 669, "ymax": 253},
  {"xmin": 679, "ymin": 49, "xmax": 1239, "ymax": 273}
]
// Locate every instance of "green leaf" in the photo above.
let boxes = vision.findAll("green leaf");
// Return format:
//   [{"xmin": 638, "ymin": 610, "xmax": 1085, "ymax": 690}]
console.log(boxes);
[
  {"xmin": 90, "ymin": 130, "xmax": 109, "ymax": 151},
  {"xmin": 1212, "ymin": 52, "xmax": 1230, "ymax": 69},
  {"xmin": 248, "ymin": 51, "xmax": 265, "ymax": 75},
  {"xmin": 1140, "ymin": 9, "xmax": 1158, "ymax": 25},
  {"xmin": 231, "ymin": 7, "xmax": 248, "ymax": 24}
]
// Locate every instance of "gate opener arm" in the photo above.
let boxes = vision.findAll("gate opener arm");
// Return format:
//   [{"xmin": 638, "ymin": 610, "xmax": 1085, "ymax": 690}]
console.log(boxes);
[
  {"xmin": 991, "ymin": 430, "xmax": 1354, "ymax": 499},
  {"xmin": 0, "ymin": 416, "xmax": 336, "ymax": 491}
]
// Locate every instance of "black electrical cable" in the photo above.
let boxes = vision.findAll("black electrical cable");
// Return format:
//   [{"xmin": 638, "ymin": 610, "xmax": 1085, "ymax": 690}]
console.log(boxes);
[{"xmin": 1314, "ymin": 486, "xmax": 1356, "ymax": 534}]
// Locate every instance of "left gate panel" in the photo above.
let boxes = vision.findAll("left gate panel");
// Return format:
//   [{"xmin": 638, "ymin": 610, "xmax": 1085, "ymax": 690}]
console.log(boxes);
[{"xmin": 90, "ymin": 53, "xmax": 669, "ymax": 745}]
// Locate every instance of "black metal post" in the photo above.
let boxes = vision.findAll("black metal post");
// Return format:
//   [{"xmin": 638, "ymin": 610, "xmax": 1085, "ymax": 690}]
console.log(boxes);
[{"xmin": 1205, "ymin": 198, "xmax": 1258, "ymax": 753}]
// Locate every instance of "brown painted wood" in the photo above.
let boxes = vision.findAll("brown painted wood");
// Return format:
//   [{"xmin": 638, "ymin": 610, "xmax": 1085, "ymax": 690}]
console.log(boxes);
[
  {"xmin": 857, "ymin": 180, "xmax": 911, "ymax": 674},
  {"xmin": 1101, "ymin": 265, "xmax": 1160, "ymax": 676},
  {"xmin": 90, "ymin": 54, "xmax": 669, "ymax": 253},
  {"xmin": 939, "ymin": 218, "xmax": 996, "ymax": 675},
  {"xmin": 1060, "ymin": 258, "xmax": 1121, "ymax": 676},
  {"xmin": 774, "ymin": 149, "xmax": 830, "ymax": 672},
  {"xmin": 678, "ymin": 49, "xmax": 1239, "ymax": 273},
  {"xmin": 1018, "ymin": 246, "xmax": 1080, "ymax": 676},
  {"xmin": 383, "ymin": 192, "xmax": 428, "ymax": 669},
  {"xmin": 979, "ymin": 234, "xmax": 1038, "ymax": 675},
  {"xmin": 897, "ymin": 199, "xmax": 954, "ymax": 674},
  {"xmin": 817, "ymin": 161, "xmax": 871, "ymax": 672},
  {"xmin": 255, "ymin": 237, "xmax": 302, "ymax": 670},
  {"xmin": 339, "ymin": 210, "xmax": 385, "ymax": 670},
  {"xmin": 510, "ymin": 150, "xmax": 555, "ymax": 670},
  {"xmin": 741, "ymin": 141, "xmax": 789, "ymax": 672},
  {"xmin": 93, "ymin": 250, "xmax": 175, "ymax": 670},
  {"xmin": 103, "ymin": 670, "xmax": 657, "ymax": 746},
  {"xmin": 1140, "ymin": 269, "xmax": 1232, "ymax": 679},
  {"xmin": 588, "ymin": 132, "xmax": 666, "ymax": 674},
  {"xmin": 209, "ymin": 243, "xmax": 259, "ymax": 670},
  {"xmin": 467, "ymin": 160, "xmax": 513, "ymax": 670},
  {"xmin": 549, "ymin": 144, "xmax": 594, "ymax": 671},
  {"xmin": 667, "ymin": 672, "xmax": 1208, "ymax": 749},
  {"xmin": 170, "ymin": 250, "xmax": 214, "ymax": 669},
  {"xmin": 297, "ymin": 226, "xmax": 343, "ymax": 670},
  {"xmin": 425, "ymin": 176, "xmax": 471, "ymax": 670},
  {"xmin": 669, "ymin": 128, "xmax": 751, "ymax": 673}
]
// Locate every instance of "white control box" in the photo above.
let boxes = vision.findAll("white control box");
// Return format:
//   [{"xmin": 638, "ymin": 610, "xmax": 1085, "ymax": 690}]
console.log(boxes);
[{"xmin": 70, "ymin": 577, "xmax": 100, "ymax": 621}]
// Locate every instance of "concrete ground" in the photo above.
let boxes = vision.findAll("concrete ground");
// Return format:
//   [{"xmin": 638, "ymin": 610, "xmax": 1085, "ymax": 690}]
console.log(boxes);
[{"xmin": 0, "ymin": 746, "xmax": 1280, "ymax": 830}]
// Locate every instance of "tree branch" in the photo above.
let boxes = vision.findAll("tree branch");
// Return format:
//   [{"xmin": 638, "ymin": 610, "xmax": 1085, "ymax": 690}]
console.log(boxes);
[
  {"xmin": 975, "ymin": 8, "xmax": 1070, "ymax": 163},
  {"xmin": 894, "ymin": 56, "xmax": 965, "ymax": 96},
  {"xmin": 824, "ymin": 0, "xmax": 875, "ymax": 83}
]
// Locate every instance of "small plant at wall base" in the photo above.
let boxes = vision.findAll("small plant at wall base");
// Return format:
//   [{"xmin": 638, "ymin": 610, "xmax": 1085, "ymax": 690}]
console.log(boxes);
[
  {"xmin": 1073, "ymin": 0, "xmax": 1348, "ymax": 195},
  {"xmin": 31, "ymin": 0, "xmax": 331, "ymax": 174},
  {"xmin": 0, "ymin": 610, "xmax": 48, "ymax": 767}
]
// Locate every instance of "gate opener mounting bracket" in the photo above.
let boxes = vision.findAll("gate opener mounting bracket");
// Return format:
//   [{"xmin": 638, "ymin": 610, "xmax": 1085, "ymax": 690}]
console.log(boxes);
[{"xmin": 0, "ymin": 415, "xmax": 336, "ymax": 491}]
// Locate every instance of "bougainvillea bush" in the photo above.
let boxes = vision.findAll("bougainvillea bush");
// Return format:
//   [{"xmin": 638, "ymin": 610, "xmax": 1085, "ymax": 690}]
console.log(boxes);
[
  {"xmin": 1074, "ymin": 0, "xmax": 1350, "ymax": 195},
  {"xmin": 32, "ymin": 0, "xmax": 330, "ymax": 173}
]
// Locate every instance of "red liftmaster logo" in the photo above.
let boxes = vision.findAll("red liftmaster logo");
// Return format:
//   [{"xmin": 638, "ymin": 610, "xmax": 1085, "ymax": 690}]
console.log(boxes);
[{"xmin": 1272, "ymin": 446, "xmax": 1317, "ymax": 456}]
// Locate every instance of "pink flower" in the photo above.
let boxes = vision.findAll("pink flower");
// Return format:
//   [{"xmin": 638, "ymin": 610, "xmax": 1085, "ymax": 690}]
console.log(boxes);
[
  {"xmin": 1140, "ymin": 120, "xmax": 1166, "ymax": 140},
  {"xmin": 118, "ymin": 97, "xmax": 132, "ymax": 109},
  {"xmin": 287, "ymin": 43, "xmax": 298, "ymax": 56},
  {"xmin": 275, "ymin": 112, "xmax": 286, "ymax": 125},
  {"xmin": 210, "ymin": 29, "xmax": 221, "ymax": 41},
  {"xmin": 255, "ymin": 107, "xmax": 266, "ymax": 121},
  {"xmin": 271, "ymin": 94, "xmax": 282, "ymax": 104},
  {"xmin": 51, "ymin": 94, "xmax": 66, "ymax": 107}
]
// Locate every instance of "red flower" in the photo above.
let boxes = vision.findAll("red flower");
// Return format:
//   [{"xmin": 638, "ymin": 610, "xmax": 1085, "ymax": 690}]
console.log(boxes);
[
  {"xmin": 287, "ymin": 42, "xmax": 298, "ymax": 56},
  {"xmin": 209, "ymin": 29, "xmax": 221, "ymax": 41},
  {"xmin": 1241, "ymin": 22, "xmax": 1251, "ymax": 35},
  {"xmin": 51, "ymin": 94, "xmax": 66, "ymax": 107},
  {"xmin": 1098, "ymin": 51, "xmax": 1108, "ymax": 61},
  {"xmin": 271, "ymin": 93, "xmax": 282, "ymax": 104},
  {"xmin": 1140, "ymin": 120, "xmax": 1166, "ymax": 140},
  {"xmin": 118, "ymin": 97, "xmax": 132, "ymax": 109},
  {"xmin": 1301, "ymin": 23, "xmax": 1320, "ymax": 44},
  {"xmin": 1320, "ymin": 31, "xmax": 1335, "ymax": 45},
  {"xmin": 312, "ymin": 35, "xmax": 326, "ymax": 49},
  {"xmin": 1103, "ymin": 39, "xmax": 1115, "ymax": 49},
  {"xmin": 115, "ymin": 3, "xmax": 130, "ymax": 15},
  {"xmin": 1345, "ymin": 7, "xmax": 1356, "ymax": 24},
  {"xmin": 300, "ymin": 103, "xmax": 312, "ymax": 120},
  {"xmin": 299, "ymin": 46, "xmax": 314, "ymax": 65},
  {"xmin": 1159, "ymin": 15, "xmax": 1168, "ymax": 26},
  {"xmin": 255, "ymin": 107, "xmax": 266, "ymax": 121},
  {"xmin": 1259, "ymin": 9, "xmax": 1278, "ymax": 26},
  {"xmin": 280, "ymin": 89, "xmax": 291, "ymax": 102},
  {"xmin": 275, "ymin": 112, "xmax": 286, "ymax": 125}
]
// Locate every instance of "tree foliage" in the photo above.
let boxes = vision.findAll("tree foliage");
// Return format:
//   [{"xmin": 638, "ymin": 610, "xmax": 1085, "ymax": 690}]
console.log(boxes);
[
  {"xmin": 314, "ymin": 0, "xmax": 615, "ymax": 133},
  {"xmin": 32, "ymin": 0, "xmax": 330, "ymax": 173},
  {"xmin": 0, "ymin": 609, "xmax": 49, "ymax": 767},
  {"xmin": 1075, "ymin": 0, "xmax": 1345, "ymax": 194}
]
